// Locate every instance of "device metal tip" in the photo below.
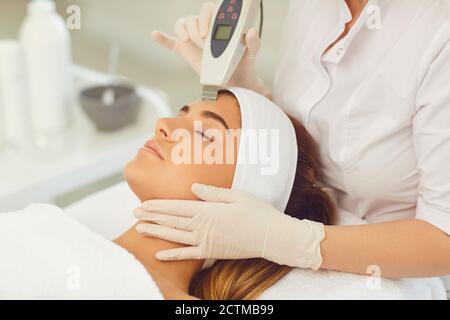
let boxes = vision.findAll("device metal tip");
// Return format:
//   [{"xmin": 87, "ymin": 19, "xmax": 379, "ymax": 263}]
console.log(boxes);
[{"xmin": 201, "ymin": 85, "xmax": 220, "ymax": 102}]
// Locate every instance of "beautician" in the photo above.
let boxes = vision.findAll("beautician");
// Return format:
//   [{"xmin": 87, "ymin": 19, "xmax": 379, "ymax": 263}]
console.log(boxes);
[{"xmin": 135, "ymin": 0, "xmax": 450, "ymax": 277}]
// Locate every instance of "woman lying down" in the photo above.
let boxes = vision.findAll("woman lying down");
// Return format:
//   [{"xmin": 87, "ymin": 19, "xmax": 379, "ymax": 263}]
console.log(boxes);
[
  {"xmin": 2, "ymin": 88, "xmax": 423, "ymax": 300},
  {"xmin": 119, "ymin": 88, "xmax": 335, "ymax": 300},
  {"xmin": 1, "ymin": 88, "xmax": 334, "ymax": 299}
]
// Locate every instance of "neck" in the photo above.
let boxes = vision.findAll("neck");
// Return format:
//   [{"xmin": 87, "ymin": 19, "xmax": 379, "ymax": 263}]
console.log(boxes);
[
  {"xmin": 114, "ymin": 223, "xmax": 204, "ymax": 294},
  {"xmin": 345, "ymin": 0, "xmax": 369, "ymax": 18}
]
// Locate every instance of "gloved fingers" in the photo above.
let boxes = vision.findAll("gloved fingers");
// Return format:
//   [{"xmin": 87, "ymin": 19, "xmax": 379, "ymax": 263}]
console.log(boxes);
[
  {"xmin": 244, "ymin": 27, "xmax": 261, "ymax": 60},
  {"xmin": 199, "ymin": 2, "xmax": 216, "ymax": 38},
  {"xmin": 185, "ymin": 15, "xmax": 204, "ymax": 48},
  {"xmin": 151, "ymin": 31, "xmax": 178, "ymax": 52},
  {"xmin": 156, "ymin": 246, "xmax": 202, "ymax": 261},
  {"xmin": 193, "ymin": 183, "xmax": 270, "ymax": 207},
  {"xmin": 174, "ymin": 17, "xmax": 190, "ymax": 42},
  {"xmin": 141, "ymin": 199, "xmax": 204, "ymax": 218},
  {"xmin": 136, "ymin": 223, "xmax": 199, "ymax": 246},
  {"xmin": 191, "ymin": 183, "xmax": 243, "ymax": 203},
  {"xmin": 134, "ymin": 208, "xmax": 195, "ymax": 231}
]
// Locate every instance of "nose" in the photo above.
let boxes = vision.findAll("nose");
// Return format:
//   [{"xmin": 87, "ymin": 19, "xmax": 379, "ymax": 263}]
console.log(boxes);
[{"xmin": 155, "ymin": 118, "xmax": 174, "ymax": 142}]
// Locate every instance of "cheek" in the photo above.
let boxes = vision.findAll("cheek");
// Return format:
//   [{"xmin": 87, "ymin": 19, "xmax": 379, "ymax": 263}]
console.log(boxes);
[
  {"xmin": 123, "ymin": 141, "xmax": 238, "ymax": 202},
  {"xmin": 181, "ymin": 163, "xmax": 236, "ymax": 190},
  {"xmin": 156, "ymin": 162, "xmax": 235, "ymax": 200},
  {"xmin": 124, "ymin": 158, "xmax": 207, "ymax": 202}
]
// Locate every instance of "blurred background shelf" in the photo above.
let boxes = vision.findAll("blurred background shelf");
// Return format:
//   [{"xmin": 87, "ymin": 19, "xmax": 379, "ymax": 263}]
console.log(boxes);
[{"xmin": 0, "ymin": 65, "xmax": 172, "ymax": 212}]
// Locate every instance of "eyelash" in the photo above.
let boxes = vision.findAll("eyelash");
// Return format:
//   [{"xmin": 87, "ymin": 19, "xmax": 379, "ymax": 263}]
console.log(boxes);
[{"xmin": 195, "ymin": 130, "xmax": 215, "ymax": 142}]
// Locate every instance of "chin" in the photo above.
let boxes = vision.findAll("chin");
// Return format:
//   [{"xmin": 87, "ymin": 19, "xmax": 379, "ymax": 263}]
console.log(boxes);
[{"xmin": 123, "ymin": 160, "xmax": 151, "ymax": 203}]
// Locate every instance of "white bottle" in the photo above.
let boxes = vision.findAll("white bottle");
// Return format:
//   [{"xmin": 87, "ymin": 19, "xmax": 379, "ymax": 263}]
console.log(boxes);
[
  {"xmin": 19, "ymin": 0, "xmax": 72, "ymax": 148},
  {"xmin": 0, "ymin": 40, "xmax": 33, "ymax": 152}
]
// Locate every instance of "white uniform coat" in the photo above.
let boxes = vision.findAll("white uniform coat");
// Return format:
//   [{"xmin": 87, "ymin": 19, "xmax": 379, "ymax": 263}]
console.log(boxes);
[{"xmin": 273, "ymin": 0, "xmax": 450, "ymax": 234}]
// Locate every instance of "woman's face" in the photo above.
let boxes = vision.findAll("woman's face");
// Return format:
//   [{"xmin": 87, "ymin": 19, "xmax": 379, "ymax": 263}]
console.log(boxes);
[{"xmin": 124, "ymin": 93, "xmax": 241, "ymax": 202}]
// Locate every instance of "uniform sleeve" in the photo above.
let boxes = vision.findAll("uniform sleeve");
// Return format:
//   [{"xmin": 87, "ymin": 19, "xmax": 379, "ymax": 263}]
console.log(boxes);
[{"xmin": 413, "ymin": 32, "xmax": 450, "ymax": 235}]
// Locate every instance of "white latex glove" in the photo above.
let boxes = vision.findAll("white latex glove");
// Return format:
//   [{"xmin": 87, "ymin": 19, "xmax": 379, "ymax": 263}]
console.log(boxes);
[
  {"xmin": 152, "ymin": 2, "xmax": 272, "ymax": 98},
  {"xmin": 134, "ymin": 184, "xmax": 326, "ymax": 270}
]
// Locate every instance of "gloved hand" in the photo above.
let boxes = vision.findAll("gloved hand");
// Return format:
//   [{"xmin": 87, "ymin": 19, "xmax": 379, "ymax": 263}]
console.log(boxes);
[
  {"xmin": 134, "ymin": 184, "xmax": 326, "ymax": 270},
  {"xmin": 152, "ymin": 2, "xmax": 272, "ymax": 99}
]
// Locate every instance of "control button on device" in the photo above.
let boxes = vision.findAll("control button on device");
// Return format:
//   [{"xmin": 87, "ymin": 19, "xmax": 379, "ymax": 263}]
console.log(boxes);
[{"xmin": 210, "ymin": 0, "xmax": 244, "ymax": 59}]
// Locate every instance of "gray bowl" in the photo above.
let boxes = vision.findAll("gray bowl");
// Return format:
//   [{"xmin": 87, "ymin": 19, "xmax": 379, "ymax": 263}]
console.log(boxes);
[{"xmin": 80, "ymin": 84, "xmax": 142, "ymax": 132}]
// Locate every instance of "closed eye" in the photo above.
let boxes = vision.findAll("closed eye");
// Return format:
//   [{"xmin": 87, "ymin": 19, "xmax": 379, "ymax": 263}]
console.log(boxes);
[{"xmin": 195, "ymin": 130, "xmax": 215, "ymax": 142}]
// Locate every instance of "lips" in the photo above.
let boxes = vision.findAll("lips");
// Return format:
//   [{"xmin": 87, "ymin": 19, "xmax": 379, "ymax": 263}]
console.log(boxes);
[{"xmin": 142, "ymin": 140, "xmax": 164, "ymax": 160}]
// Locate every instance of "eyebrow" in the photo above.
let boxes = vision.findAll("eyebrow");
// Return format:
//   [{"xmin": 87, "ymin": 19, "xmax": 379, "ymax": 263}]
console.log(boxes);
[
  {"xmin": 179, "ymin": 105, "xmax": 230, "ymax": 129},
  {"xmin": 180, "ymin": 105, "xmax": 190, "ymax": 113}
]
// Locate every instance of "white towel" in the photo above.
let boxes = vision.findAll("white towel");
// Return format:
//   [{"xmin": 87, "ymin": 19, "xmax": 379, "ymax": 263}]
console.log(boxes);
[
  {"xmin": 0, "ymin": 204, "xmax": 163, "ymax": 300},
  {"xmin": 259, "ymin": 269, "xmax": 447, "ymax": 300}
]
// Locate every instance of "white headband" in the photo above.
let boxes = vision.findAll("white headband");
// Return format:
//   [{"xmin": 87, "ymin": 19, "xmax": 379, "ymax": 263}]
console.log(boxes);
[{"xmin": 227, "ymin": 87, "xmax": 298, "ymax": 212}]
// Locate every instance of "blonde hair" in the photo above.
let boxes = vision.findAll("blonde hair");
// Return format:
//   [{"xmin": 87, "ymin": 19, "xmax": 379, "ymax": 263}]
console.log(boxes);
[
  {"xmin": 189, "ymin": 118, "xmax": 336, "ymax": 300},
  {"xmin": 190, "ymin": 259, "xmax": 292, "ymax": 300}
]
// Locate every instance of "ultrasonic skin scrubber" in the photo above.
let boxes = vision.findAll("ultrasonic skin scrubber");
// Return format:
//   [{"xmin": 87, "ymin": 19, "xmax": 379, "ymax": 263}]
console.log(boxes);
[{"xmin": 200, "ymin": 0, "xmax": 263, "ymax": 102}]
